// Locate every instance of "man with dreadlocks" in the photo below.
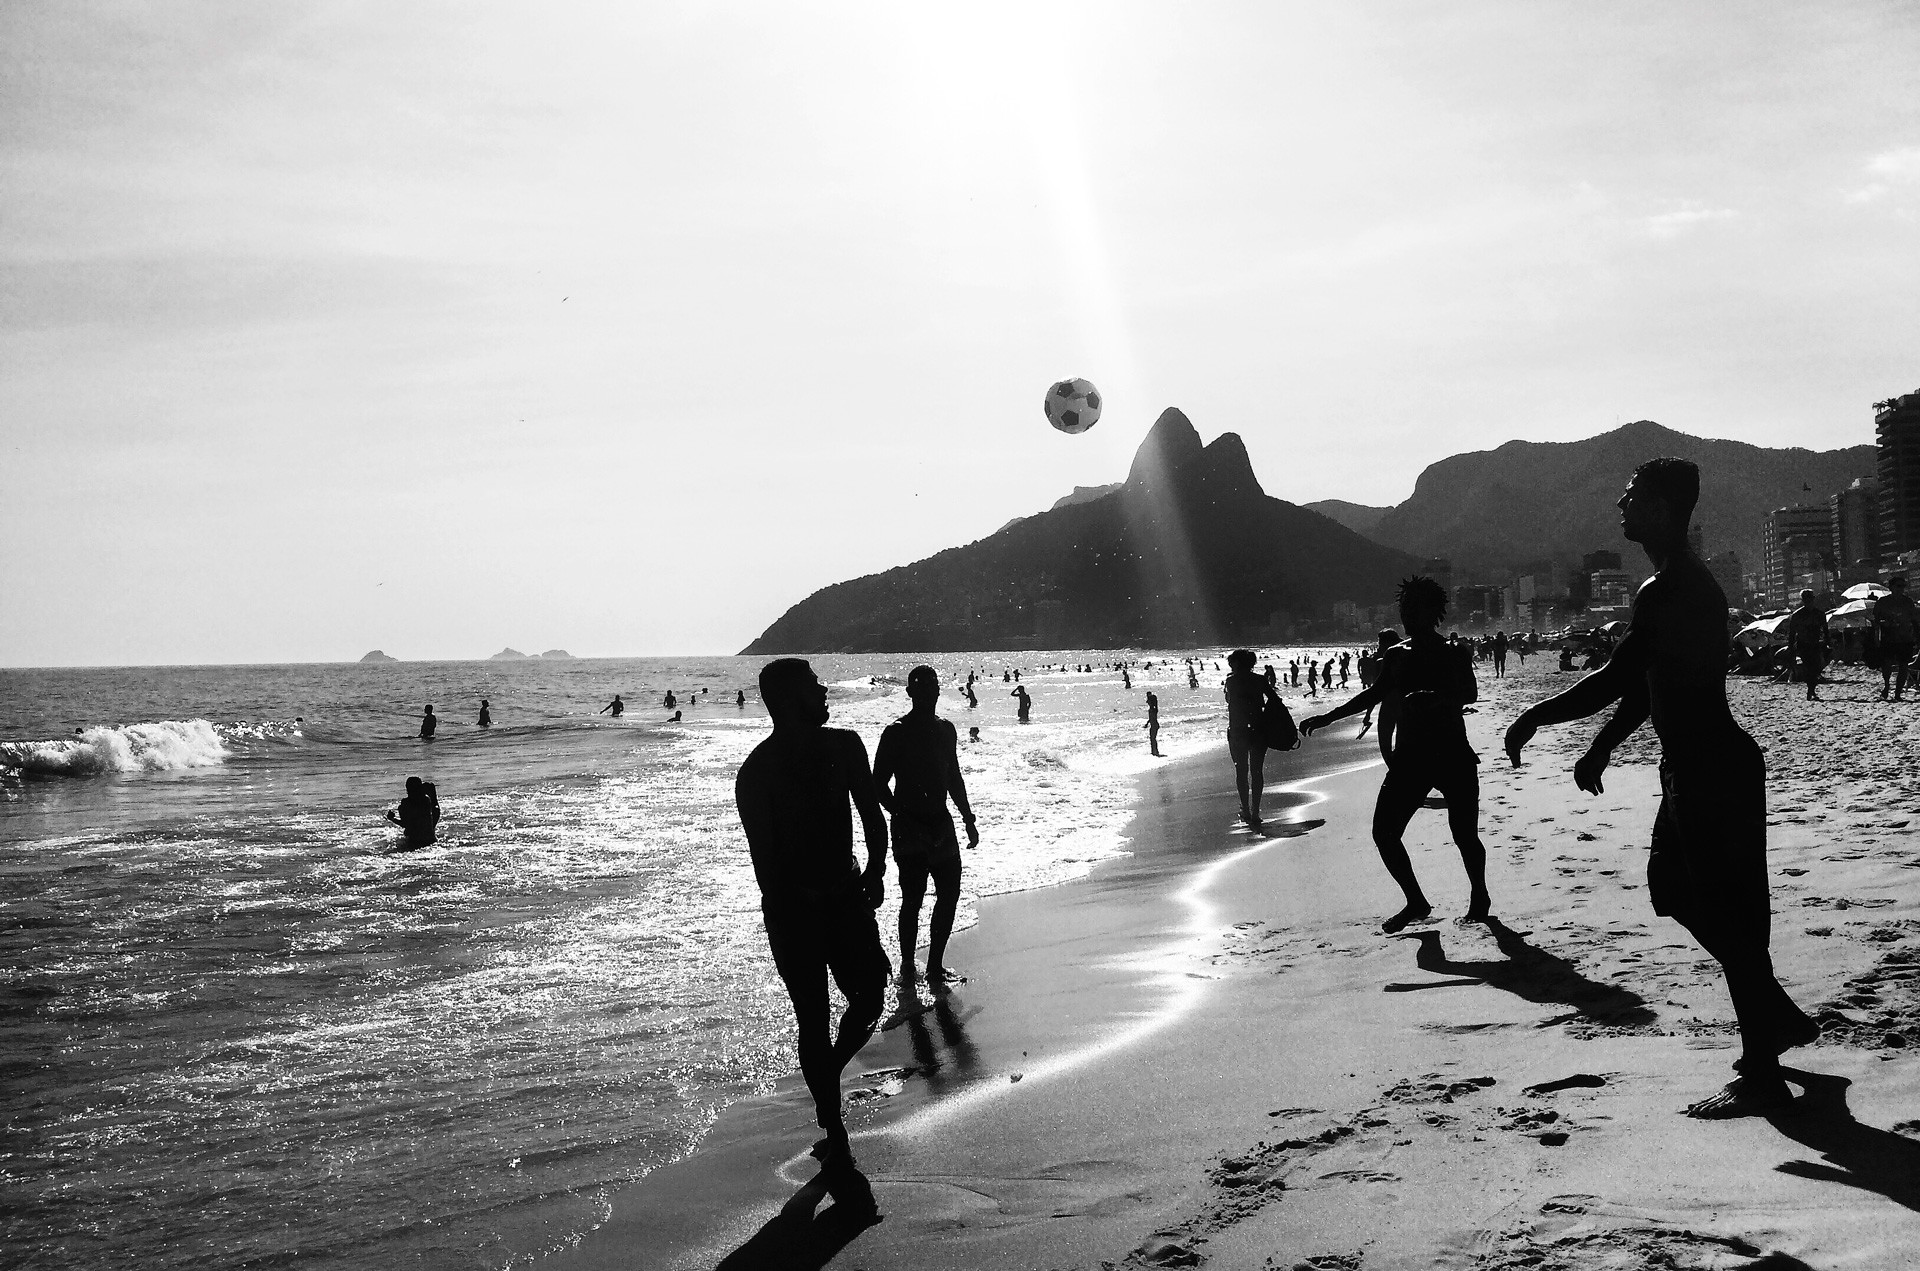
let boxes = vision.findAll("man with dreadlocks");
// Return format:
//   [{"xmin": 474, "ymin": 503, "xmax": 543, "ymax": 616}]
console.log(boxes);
[
  {"xmin": 1299, "ymin": 577, "xmax": 1491, "ymax": 932},
  {"xmin": 1505, "ymin": 458, "xmax": 1816, "ymax": 1118}
]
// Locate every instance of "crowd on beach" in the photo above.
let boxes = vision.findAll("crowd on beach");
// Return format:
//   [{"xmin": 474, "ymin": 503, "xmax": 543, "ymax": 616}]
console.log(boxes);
[{"xmin": 728, "ymin": 456, "xmax": 1856, "ymax": 1224}]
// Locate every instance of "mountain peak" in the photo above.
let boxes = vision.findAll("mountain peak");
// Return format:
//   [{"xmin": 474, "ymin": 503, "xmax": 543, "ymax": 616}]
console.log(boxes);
[{"xmin": 1126, "ymin": 407, "xmax": 1205, "ymax": 490}]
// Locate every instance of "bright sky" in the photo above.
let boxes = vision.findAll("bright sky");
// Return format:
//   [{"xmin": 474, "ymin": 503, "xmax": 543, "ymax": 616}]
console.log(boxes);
[{"xmin": 4, "ymin": 2, "xmax": 1918, "ymax": 666}]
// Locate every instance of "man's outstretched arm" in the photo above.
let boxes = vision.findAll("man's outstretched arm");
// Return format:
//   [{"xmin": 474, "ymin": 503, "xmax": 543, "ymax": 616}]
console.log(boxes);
[
  {"xmin": 1572, "ymin": 678, "xmax": 1649, "ymax": 795},
  {"xmin": 1299, "ymin": 683, "xmax": 1384, "ymax": 735},
  {"xmin": 1506, "ymin": 626, "xmax": 1648, "ymax": 763}
]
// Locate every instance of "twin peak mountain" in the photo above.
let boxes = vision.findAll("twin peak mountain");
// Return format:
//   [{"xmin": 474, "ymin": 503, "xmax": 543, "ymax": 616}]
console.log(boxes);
[{"xmin": 742, "ymin": 409, "xmax": 1418, "ymax": 653}]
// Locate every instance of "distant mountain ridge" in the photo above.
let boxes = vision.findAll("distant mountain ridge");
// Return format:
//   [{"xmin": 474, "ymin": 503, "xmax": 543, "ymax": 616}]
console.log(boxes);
[
  {"xmin": 1304, "ymin": 499, "xmax": 1392, "ymax": 537},
  {"xmin": 742, "ymin": 409, "xmax": 1420, "ymax": 654},
  {"xmin": 1361, "ymin": 420, "xmax": 1874, "ymax": 576}
]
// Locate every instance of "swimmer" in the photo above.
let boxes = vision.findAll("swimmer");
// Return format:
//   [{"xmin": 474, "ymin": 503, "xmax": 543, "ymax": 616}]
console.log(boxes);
[
  {"xmin": 385, "ymin": 777, "xmax": 441, "ymax": 848},
  {"xmin": 477, "ymin": 699, "xmax": 492, "ymax": 728},
  {"xmin": 418, "ymin": 705, "xmax": 437, "ymax": 740},
  {"xmin": 601, "ymin": 694, "xmax": 625, "ymax": 718}
]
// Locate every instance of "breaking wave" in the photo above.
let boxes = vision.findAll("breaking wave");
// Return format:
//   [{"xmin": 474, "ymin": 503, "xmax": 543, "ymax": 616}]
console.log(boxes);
[{"xmin": 0, "ymin": 720, "xmax": 231, "ymax": 777}]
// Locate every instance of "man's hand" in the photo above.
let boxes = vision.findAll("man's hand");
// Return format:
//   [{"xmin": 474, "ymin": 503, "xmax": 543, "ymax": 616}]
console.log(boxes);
[
  {"xmin": 1503, "ymin": 712, "xmax": 1537, "ymax": 767},
  {"xmin": 1298, "ymin": 714, "xmax": 1328, "ymax": 737},
  {"xmin": 862, "ymin": 866, "xmax": 885, "ymax": 909},
  {"xmin": 963, "ymin": 818, "xmax": 980, "ymax": 849},
  {"xmin": 1573, "ymin": 746, "xmax": 1609, "ymax": 795}
]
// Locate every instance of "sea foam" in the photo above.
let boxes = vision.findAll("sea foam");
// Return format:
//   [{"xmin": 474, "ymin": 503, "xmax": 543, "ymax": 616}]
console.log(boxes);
[{"xmin": 0, "ymin": 719, "xmax": 231, "ymax": 776}]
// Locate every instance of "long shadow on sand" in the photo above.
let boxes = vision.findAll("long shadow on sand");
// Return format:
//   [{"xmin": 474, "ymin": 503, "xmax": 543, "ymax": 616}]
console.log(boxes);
[
  {"xmin": 714, "ymin": 1164, "xmax": 882, "ymax": 1270},
  {"xmin": 1767, "ymin": 1067, "xmax": 1920, "ymax": 1214},
  {"xmin": 1385, "ymin": 918, "xmax": 1657, "ymax": 1029}
]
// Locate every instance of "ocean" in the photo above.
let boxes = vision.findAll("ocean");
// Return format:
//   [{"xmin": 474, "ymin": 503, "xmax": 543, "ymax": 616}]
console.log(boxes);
[{"xmin": 0, "ymin": 649, "xmax": 1350, "ymax": 1270}]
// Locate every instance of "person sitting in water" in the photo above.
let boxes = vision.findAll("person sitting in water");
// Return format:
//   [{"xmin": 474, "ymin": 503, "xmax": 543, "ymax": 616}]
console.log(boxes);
[
  {"xmin": 418, "ymin": 705, "xmax": 437, "ymax": 740},
  {"xmin": 477, "ymin": 699, "xmax": 492, "ymax": 728},
  {"xmin": 601, "ymin": 694, "xmax": 625, "ymax": 717},
  {"xmin": 385, "ymin": 777, "xmax": 441, "ymax": 848},
  {"xmin": 668, "ymin": 709, "xmax": 682, "ymax": 722}
]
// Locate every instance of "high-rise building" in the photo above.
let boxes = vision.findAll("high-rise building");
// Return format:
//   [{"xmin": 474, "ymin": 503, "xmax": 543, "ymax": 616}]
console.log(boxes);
[
  {"xmin": 1830, "ymin": 475, "xmax": 1881, "ymax": 572},
  {"xmin": 1706, "ymin": 550, "xmax": 1743, "ymax": 606},
  {"xmin": 1875, "ymin": 390, "xmax": 1920, "ymax": 557},
  {"xmin": 1581, "ymin": 550, "xmax": 1623, "ymax": 573},
  {"xmin": 1763, "ymin": 505, "xmax": 1833, "ymax": 607}
]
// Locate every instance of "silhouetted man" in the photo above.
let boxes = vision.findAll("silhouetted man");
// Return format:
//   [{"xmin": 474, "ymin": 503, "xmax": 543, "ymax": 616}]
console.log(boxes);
[
  {"xmin": 1300, "ymin": 580, "xmax": 1490, "ymax": 932},
  {"xmin": 1872, "ymin": 576, "xmax": 1918, "ymax": 701},
  {"xmin": 1145, "ymin": 691, "xmax": 1161, "ymax": 756},
  {"xmin": 873, "ymin": 666, "xmax": 979, "ymax": 989},
  {"xmin": 418, "ymin": 705, "xmax": 437, "ymax": 740},
  {"xmin": 1223, "ymin": 649, "xmax": 1280, "ymax": 828},
  {"xmin": 1492, "ymin": 630, "xmax": 1508, "ymax": 678},
  {"xmin": 1786, "ymin": 589, "xmax": 1828, "ymax": 702},
  {"xmin": 385, "ymin": 776, "xmax": 440, "ymax": 847},
  {"xmin": 1504, "ymin": 458, "xmax": 1815, "ymax": 1118},
  {"xmin": 477, "ymin": 699, "xmax": 492, "ymax": 728},
  {"xmin": 1011, "ymin": 684, "xmax": 1031, "ymax": 722},
  {"xmin": 735, "ymin": 658, "xmax": 890, "ymax": 1175},
  {"xmin": 600, "ymin": 694, "xmax": 624, "ymax": 718}
]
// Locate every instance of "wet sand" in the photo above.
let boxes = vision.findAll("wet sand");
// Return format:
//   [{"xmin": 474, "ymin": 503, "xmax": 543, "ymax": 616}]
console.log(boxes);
[{"xmin": 555, "ymin": 660, "xmax": 1920, "ymax": 1270}]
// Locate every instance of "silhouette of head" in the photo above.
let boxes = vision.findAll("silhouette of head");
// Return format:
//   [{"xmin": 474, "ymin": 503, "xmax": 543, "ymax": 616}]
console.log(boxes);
[
  {"xmin": 1227, "ymin": 649, "xmax": 1256, "ymax": 671},
  {"xmin": 1801, "ymin": 589, "xmax": 1816, "ymax": 606},
  {"xmin": 1396, "ymin": 578, "xmax": 1447, "ymax": 632},
  {"xmin": 968, "ymin": 726, "xmax": 980, "ymax": 740},
  {"xmin": 906, "ymin": 664, "xmax": 939, "ymax": 707},
  {"xmin": 480, "ymin": 699, "xmax": 489, "ymax": 707},
  {"xmin": 406, "ymin": 776, "xmax": 423, "ymax": 795},
  {"xmin": 424, "ymin": 704, "xmax": 434, "ymax": 713},
  {"xmin": 759, "ymin": 658, "xmax": 828, "ymax": 727},
  {"xmin": 1620, "ymin": 457, "xmax": 1699, "ymax": 545},
  {"xmin": 1893, "ymin": 576, "xmax": 1908, "ymax": 592}
]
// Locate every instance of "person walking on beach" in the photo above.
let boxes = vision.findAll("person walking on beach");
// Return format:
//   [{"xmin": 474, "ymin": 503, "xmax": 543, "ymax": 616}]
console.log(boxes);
[
  {"xmin": 1010, "ymin": 684, "xmax": 1032, "ymax": 722},
  {"xmin": 1339, "ymin": 652, "xmax": 1351, "ymax": 688},
  {"xmin": 1299, "ymin": 579, "xmax": 1490, "ymax": 932},
  {"xmin": 1872, "ymin": 576, "xmax": 1918, "ymax": 701},
  {"xmin": 735, "ymin": 658, "xmax": 890, "ymax": 1185},
  {"xmin": 1492, "ymin": 631, "xmax": 1508, "ymax": 678},
  {"xmin": 385, "ymin": 777, "xmax": 440, "ymax": 848},
  {"xmin": 873, "ymin": 666, "xmax": 980, "ymax": 990},
  {"xmin": 1305, "ymin": 658, "xmax": 1318, "ymax": 697},
  {"xmin": 477, "ymin": 699, "xmax": 492, "ymax": 728},
  {"xmin": 1504, "ymin": 458, "xmax": 1817, "ymax": 1119},
  {"xmin": 1786, "ymin": 590, "xmax": 1828, "ymax": 702},
  {"xmin": 600, "ymin": 694, "xmax": 625, "ymax": 718},
  {"xmin": 418, "ymin": 705, "xmax": 437, "ymax": 740},
  {"xmin": 1224, "ymin": 649, "xmax": 1282, "ymax": 828},
  {"xmin": 1145, "ymin": 691, "xmax": 1162, "ymax": 756}
]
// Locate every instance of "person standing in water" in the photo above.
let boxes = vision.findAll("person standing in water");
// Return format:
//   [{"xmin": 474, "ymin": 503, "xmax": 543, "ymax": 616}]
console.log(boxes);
[
  {"xmin": 385, "ymin": 777, "xmax": 441, "ymax": 848},
  {"xmin": 1145, "ymin": 690, "xmax": 1162, "ymax": 757},
  {"xmin": 418, "ymin": 705, "xmax": 437, "ymax": 740},
  {"xmin": 1223, "ymin": 649, "xmax": 1282, "ymax": 828},
  {"xmin": 1010, "ymin": 684, "xmax": 1031, "ymax": 722},
  {"xmin": 600, "ymin": 694, "xmax": 625, "ymax": 718},
  {"xmin": 872, "ymin": 666, "xmax": 980, "ymax": 989},
  {"xmin": 736, "ymin": 689, "xmax": 746, "ymax": 707},
  {"xmin": 734, "ymin": 658, "xmax": 890, "ymax": 1194},
  {"xmin": 1299, "ymin": 578, "xmax": 1491, "ymax": 932},
  {"xmin": 1505, "ymin": 458, "xmax": 1816, "ymax": 1118},
  {"xmin": 477, "ymin": 700, "xmax": 492, "ymax": 728}
]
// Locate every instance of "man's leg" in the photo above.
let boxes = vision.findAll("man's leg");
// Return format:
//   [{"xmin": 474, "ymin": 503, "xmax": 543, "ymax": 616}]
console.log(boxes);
[
  {"xmin": 895, "ymin": 856, "xmax": 930, "ymax": 980},
  {"xmin": 1372, "ymin": 767, "xmax": 1434, "ymax": 932},
  {"xmin": 766, "ymin": 919, "xmax": 851, "ymax": 1147},
  {"xmin": 1437, "ymin": 765, "xmax": 1491, "ymax": 920},
  {"xmin": 925, "ymin": 853, "xmax": 963, "ymax": 978},
  {"xmin": 1248, "ymin": 742, "xmax": 1268, "ymax": 824},
  {"xmin": 815, "ymin": 907, "xmax": 889, "ymax": 1206},
  {"xmin": 1229, "ymin": 730, "xmax": 1253, "ymax": 819}
]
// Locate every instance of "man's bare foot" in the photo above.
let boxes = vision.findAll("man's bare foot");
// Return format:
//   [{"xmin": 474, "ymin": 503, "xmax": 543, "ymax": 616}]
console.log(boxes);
[
  {"xmin": 1382, "ymin": 902, "xmax": 1433, "ymax": 934},
  {"xmin": 1462, "ymin": 892, "xmax": 1492, "ymax": 923},
  {"xmin": 1683, "ymin": 1074, "xmax": 1795, "ymax": 1119},
  {"xmin": 810, "ymin": 1130, "xmax": 854, "ymax": 1164}
]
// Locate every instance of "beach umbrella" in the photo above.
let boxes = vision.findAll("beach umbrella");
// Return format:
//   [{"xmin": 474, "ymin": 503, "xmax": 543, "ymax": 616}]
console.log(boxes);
[
  {"xmin": 1598, "ymin": 620, "xmax": 1628, "ymax": 636},
  {"xmin": 1842, "ymin": 582, "xmax": 1890, "ymax": 601},
  {"xmin": 1827, "ymin": 598, "xmax": 1876, "ymax": 629},
  {"xmin": 1733, "ymin": 614, "xmax": 1791, "ymax": 649}
]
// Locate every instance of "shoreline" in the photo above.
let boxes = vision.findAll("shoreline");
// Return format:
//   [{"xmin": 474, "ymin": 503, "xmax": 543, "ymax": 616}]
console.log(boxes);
[
  {"xmin": 556, "ymin": 664, "xmax": 1920, "ymax": 1270},
  {"xmin": 549, "ymin": 726, "xmax": 1383, "ymax": 1269}
]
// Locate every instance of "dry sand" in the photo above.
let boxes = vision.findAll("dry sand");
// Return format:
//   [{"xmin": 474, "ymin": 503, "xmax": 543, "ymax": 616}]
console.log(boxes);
[{"xmin": 556, "ymin": 659, "xmax": 1920, "ymax": 1271}]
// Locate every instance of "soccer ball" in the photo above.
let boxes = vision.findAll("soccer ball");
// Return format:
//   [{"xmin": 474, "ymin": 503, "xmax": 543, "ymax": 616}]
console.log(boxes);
[{"xmin": 1044, "ymin": 378, "xmax": 1101, "ymax": 434}]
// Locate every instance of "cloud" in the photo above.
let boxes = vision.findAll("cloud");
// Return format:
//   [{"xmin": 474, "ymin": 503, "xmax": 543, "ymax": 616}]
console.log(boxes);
[
  {"xmin": 1643, "ymin": 201, "xmax": 1737, "ymax": 239},
  {"xmin": 1845, "ymin": 146, "xmax": 1920, "ymax": 204}
]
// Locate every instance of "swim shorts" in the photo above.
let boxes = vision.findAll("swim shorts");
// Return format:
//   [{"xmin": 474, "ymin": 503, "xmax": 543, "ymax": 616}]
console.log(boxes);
[
  {"xmin": 891, "ymin": 814, "xmax": 961, "ymax": 865},
  {"xmin": 1648, "ymin": 732, "xmax": 1770, "ymax": 945},
  {"xmin": 762, "ymin": 889, "xmax": 890, "ymax": 1007}
]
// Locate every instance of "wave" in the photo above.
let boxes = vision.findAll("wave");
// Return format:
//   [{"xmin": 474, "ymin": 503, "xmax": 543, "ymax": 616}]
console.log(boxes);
[{"xmin": 0, "ymin": 720, "xmax": 232, "ymax": 777}]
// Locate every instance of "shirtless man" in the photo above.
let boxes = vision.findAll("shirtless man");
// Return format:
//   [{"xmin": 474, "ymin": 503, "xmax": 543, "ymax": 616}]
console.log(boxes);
[
  {"xmin": 1504, "ymin": 458, "xmax": 1815, "ymax": 1118},
  {"xmin": 1223, "ymin": 649, "xmax": 1282, "ymax": 828},
  {"xmin": 873, "ymin": 666, "xmax": 979, "ymax": 988},
  {"xmin": 1785, "ymin": 590, "xmax": 1828, "ymax": 702},
  {"xmin": 735, "ymin": 659, "xmax": 890, "ymax": 1183},
  {"xmin": 1300, "ymin": 580, "xmax": 1490, "ymax": 931},
  {"xmin": 1871, "ymin": 576, "xmax": 1919, "ymax": 701}
]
